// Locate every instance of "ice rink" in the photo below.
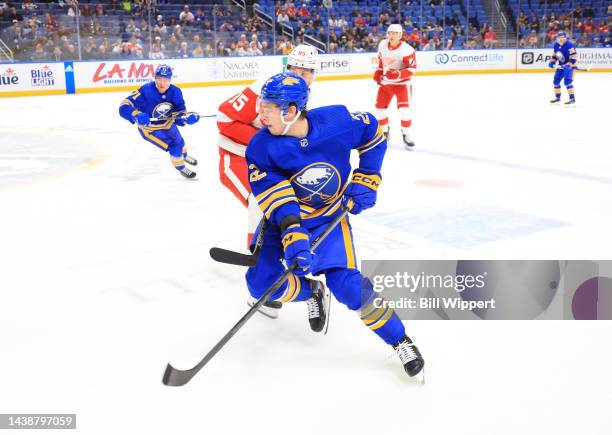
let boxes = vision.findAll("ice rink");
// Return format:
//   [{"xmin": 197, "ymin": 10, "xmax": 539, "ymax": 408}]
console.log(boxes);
[{"xmin": 1, "ymin": 72, "xmax": 612, "ymax": 434}]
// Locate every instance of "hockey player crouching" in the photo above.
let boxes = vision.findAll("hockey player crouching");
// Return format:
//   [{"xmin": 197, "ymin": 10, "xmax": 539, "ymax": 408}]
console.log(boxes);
[
  {"xmin": 119, "ymin": 64, "xmax": 201, "ymax": 178},
  {"xmin": 244, "ymin": 72, "xmax": 425, "ymax": 377},
  {"xmin": 374, "ymin": 24, "xmax": 417, "ymax": 149}
]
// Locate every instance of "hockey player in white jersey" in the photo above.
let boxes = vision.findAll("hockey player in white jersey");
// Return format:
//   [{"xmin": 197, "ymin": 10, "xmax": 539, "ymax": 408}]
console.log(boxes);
[{"xmin": 373, "ymin": 24, "xmax": 417, "ymax": 149}]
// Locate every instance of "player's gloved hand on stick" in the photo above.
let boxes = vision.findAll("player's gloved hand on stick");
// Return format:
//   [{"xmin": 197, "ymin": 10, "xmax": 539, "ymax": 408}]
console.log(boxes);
[
  {"xmin": 184, "ymin": 113, "xmax": 200, "ymax": 125},
  {"xmin": 343, "ymin": 170, "xmax": 381, "ymax": 215},
  {"xmin": 548, "ymin": 61, "xmax": 556, "ymax": 69},
  {"xmin": 373, "ymin": 69, "xmax": 382, "ymax": 84},
  {"xmin": 384, "ymin": 69, "xmax": 401, "ymax": 80},
  {"xmin": 134, "ymin": 112, "xmax": 150, "ymax": 126},
  {"xmin": 281, "ymin": 225, "xmax": 313, "ymax": 276}
]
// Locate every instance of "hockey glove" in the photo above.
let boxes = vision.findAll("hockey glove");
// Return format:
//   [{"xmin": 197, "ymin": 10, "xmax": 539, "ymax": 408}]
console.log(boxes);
[
  {"xmin": 373, "ymin": 69, "xmax": 383, "ymax": 84},
  {"xmin": 281, "ymin": 225, "xmax": 313, "ymax": 276},
  {"xmin": 384, "ymin": 69, "xmax": 401, "ymax": 80},
  {"xmin": 134, "ymin": 112, "xmax": 150, "ymax": 126},
  {"xmin": 548, "ymin": 61, "xmax": 556, "ymax": 69},
  {"xmin": 184, "ymin": 112, "xmax": 200, "ymax": 125},
  {"xmin": 343, "ymin": 170, "xmax": 381, "ymax": 215}
]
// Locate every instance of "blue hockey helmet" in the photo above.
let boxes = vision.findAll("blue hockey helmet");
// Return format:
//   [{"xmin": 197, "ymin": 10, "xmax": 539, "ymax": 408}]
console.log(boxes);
[
  {"xmin": 259, "ymin": 72, "xmax": 309, "ymax": 115},
  {"xmin": 556, "ymin": 31, "xmax": 567, "ymax": 39},
  {"xmin": 155, "ymin": 64, "xmax": 173, "ymax": 79}
]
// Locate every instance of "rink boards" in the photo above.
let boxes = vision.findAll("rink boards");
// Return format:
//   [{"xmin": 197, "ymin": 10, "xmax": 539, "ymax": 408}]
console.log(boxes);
[{"xmin": 1, "ymin": 48, "xmax": 611, "ymax": 97}]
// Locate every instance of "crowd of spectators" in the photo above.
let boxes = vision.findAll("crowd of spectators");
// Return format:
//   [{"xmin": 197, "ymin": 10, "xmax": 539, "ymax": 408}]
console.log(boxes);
[
  {"xmin": 0, "ymin": 0, "xmax": 610, "ymax": 62},
  {"xmin": 517, "ymin": 4, "xmax": 611, "ymax": 48}
]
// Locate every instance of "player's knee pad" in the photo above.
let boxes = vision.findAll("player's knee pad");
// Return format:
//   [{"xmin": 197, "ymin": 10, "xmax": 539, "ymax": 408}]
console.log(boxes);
[
  {"xmin": 398, "ymin": 106, "xmax": 411, "ymax": 120},
  {"xmin": 563, "ymin": 78, "xmax": 573, "ymax": 87},
  {"xmin": 325, "ymin": 268, "xmax": 375, "ymax": 311},
  {"xmin": 373, "ymin": 107, "xmax": 388, "ymax": 119}
]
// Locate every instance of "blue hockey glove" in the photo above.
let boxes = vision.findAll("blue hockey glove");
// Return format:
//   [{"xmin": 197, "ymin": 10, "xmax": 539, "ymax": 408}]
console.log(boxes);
[
  {"xmin": 134, "ymin": 112, "xmax": 150, "ymax": 126},
  {"xmin": 281, "ymin": 225, "xmax": 313, "ymax": 276},
  {"xmin": 548, "ymin": 61, "xmax": 556, "ymax": 69},
  {"xmin": 343, "ymin": 170, "xmax": 381, "ymax": 215},
  {"xmin": 184, "ymin": 113, "xmax": 200, "ymax": 125}
]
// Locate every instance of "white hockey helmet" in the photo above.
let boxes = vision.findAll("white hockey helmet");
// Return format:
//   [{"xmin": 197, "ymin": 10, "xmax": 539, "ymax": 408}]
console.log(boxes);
[
  {"xmin": 387, "ymin": 24, "xmax": 403, "ymax": 35},
  {"xmin": 287, "ymin": 44, "xmax": 319, "ymax": 71}
]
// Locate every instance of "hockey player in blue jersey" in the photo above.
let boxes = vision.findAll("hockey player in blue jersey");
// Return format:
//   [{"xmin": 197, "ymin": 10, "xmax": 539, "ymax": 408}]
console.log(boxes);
[
  {"xmin": 548, "ymin": 32, "xmax": 578, "ymax": 105},
  {"xmin": 244, "ymin": 72, "xmax": 424, "ymax": 377},
  {"xmin": 119, "ymin": 64, "xmax": 201, "ymax": 178}
]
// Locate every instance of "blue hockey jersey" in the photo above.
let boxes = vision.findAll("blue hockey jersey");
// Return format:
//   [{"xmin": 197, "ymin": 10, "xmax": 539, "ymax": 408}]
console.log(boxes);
[
  {"xmin": 552, "ymin": 40, "xmax": 578, "ymax": 67},
  {"xmin": 245, "ymin": 105, "xmax": 386, "ymax": 229},
  {"xmin": 118, "ymin": 82, "xmax": 187, "ymax": 131}
]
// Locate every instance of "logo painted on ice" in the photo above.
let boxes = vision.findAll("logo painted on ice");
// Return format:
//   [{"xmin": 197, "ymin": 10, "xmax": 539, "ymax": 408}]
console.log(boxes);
[
  {"xmin": 291, "ymin": 163, "xmax": 341, "ymax": 207},
  {"xmin": 435, "ymin": 53, "xmax": 449, "ymax": 64}
]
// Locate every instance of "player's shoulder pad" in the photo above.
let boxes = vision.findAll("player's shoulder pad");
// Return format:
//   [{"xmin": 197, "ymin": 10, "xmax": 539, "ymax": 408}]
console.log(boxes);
[
  {"xmin": 246, "ymin": 127, "xmax": 275, "ymax": 162},
  {"xmin": 308, "ymin": 105, "xmax": 354, "ymax": 133}
]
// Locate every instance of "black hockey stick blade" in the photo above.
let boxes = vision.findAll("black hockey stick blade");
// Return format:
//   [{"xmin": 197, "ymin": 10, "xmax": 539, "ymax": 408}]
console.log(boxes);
[
  {"xmin": 162, "ymin": 207, "xmax": 350, "ymax": 387},
  {"xmin": 209, "ymin": 247, "xmax": 259, "ymax": 267},
  {"xmin": 208, "ymin": 219, "xmax": 267, "ymax": 267},
  {"xmin": 163, "ymin": 362, "xmax": 194, "ymax": 387}
]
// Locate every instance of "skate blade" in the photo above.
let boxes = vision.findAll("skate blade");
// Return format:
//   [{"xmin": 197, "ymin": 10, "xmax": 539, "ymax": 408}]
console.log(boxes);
[
  {"xmin": 415, "ymin": 366, "xmax": 426, "ymax": 385},
  {"xmin": 322, "ymin": 286, "xmax": 332, "ymax": 335}
]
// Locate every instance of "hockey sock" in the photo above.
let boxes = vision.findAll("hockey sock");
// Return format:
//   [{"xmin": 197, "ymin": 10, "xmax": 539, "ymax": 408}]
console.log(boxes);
[
  {"xmin": 170, "ymin": 155, "xmax": 186, "ymax": 171},
  {"xmin": 275, "ymin": 273, "xmax": 313, "ymax": 303},
  {"xmin": 360, "ymin": 295, "xmax": 406, "ymax": 345},
  {"xmin": 554, "ymin": 86, "xmax": 561, "ymax": 99}
]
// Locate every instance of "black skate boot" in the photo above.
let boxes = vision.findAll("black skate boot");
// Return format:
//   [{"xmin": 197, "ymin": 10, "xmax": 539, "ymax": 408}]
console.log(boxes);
[
  {"xmin": 179, "ymin": 167, "xmax": 197, "ymax": 179},
  {"xmin": 402, "ymin": 132, "xmax": 415, "ymax": 149},
  {"xmin": 185, "ymin": 155, "xmax": 198, "ymax": 166},
  {"xmin": 393, "ymin": 336, "xmax": 424, "ymax": 377},
  {"xmin": 306, "ymin": 279, "xmax": 330, "ymax": 333},
  {"xmin": 247, "ymin": 296, "xmax": 282, "ymax": 319},
  {"xmin": 564, "ymin": 99, "xmax": 575, "ymax": 105},
  {"xmin": 549, "ymin": 97, "xmax": 561, "ymax": 103}
]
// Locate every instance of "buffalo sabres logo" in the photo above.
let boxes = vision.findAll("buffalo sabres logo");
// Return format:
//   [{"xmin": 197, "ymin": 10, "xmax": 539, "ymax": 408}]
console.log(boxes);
[
  {"xmin": 282, "ymin": 77, "xmax": 300, "ymax": 86},
  {"xmin": 153, "ymin": 102, "xmax": 174, "ymax": 119},
  {"xmin": 290, "ymin": 163, "xmax": 341, "ymax": 207}
]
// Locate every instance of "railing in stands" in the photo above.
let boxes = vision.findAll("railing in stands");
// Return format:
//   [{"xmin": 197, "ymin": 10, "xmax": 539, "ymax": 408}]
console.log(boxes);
[{"xmin": 0, "ymin": 38, "xmax": 14, "ymax": 62}]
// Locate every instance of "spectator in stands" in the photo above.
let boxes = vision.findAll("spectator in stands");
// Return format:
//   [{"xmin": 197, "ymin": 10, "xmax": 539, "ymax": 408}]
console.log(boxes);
[
  {"xmin": 582, "ymin": 5, "xmax": 594, "ymax": 20},
  {"xmin": 176, "ymin": 40, "xmax": 189, "ymax": 58},
  {"xmin": 153, "ymin": 16, "xmax": 167, "ymax": 36},
  {"xmin": 194, "ymin": 7, "xmax": 205, "ymax": 23},
  {"xmin": 22, "ymin": 0, "xmax": 37, "ymax": 13},
  {"xmin": 298, "ymin": 3, "xmax": 309, "ymax": 19},
  {"xmin": 337, "ymin": 15, "xmax": 348, "ymax": 28},
  {"xmin": 581, "ymin": 18, "xmax": 596, "ymax": 35},
  {"xmin": 51, "ymin": 46, "xmax": 63, "ymax": 61},
  {"xmin": 94, "ymin": 2, "xmax": 105, "ymax": 17},
  {"xmin": 354, "ymin": 13, "xmax": 366, "ymax": 29},
  {"xmin": 7, "ymin": 6, "xmax": 23, "ymax": 22},
  {"xmin": 179, "ymin": 5, "xmax": 194, "ymax": 26},
  {"xmin": 30, "ymin": 42, "xmax": 46, "ymax": 61},
  {"xmin": 484, "ymin": 25, "xmax": 497, "ymax": 48}
]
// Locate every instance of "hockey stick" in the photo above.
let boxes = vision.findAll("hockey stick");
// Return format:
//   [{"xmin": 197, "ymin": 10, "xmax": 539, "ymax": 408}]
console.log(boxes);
[
  {"xmin": 575, "ymin": 66, "xmax": 592, "ymax": 72},
  {"xmin": 150, "ymin": 112, "xmax": 217, "ymax": 122},
  {"xmin": 209, "ymin": 219, "xmax": 267, "ymax": 267},
  {"xmin": 162, "ymin": 206, "xmax": 351, "ymax": 387}
]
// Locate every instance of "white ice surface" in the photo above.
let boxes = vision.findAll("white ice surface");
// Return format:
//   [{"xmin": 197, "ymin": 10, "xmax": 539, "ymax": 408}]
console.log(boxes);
[{"xmin": 1, "ymin": 73, "xmax": 611, "ymax": 434}]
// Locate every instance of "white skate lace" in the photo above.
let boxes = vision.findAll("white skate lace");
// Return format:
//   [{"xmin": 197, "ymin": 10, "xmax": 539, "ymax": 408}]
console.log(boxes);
[
  {"xmin": 307, "ymin": 297, "xmax": 320, "ymax": 319},
  {"xmin": 395, "ymin": 341, "xmax": 418, "ymax": 364}
]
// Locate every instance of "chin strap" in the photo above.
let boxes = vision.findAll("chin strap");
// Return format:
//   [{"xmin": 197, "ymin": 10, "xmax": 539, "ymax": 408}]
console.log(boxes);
[{"xmin": 280, "ymin": 110, "xmax": 301, "ymax": 135}]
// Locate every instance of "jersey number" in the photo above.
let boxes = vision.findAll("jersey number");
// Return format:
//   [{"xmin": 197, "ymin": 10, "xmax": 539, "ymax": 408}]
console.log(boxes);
[{"xmin": 229, "ymin": 93, "xmax": 249, "ymax": 111}]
